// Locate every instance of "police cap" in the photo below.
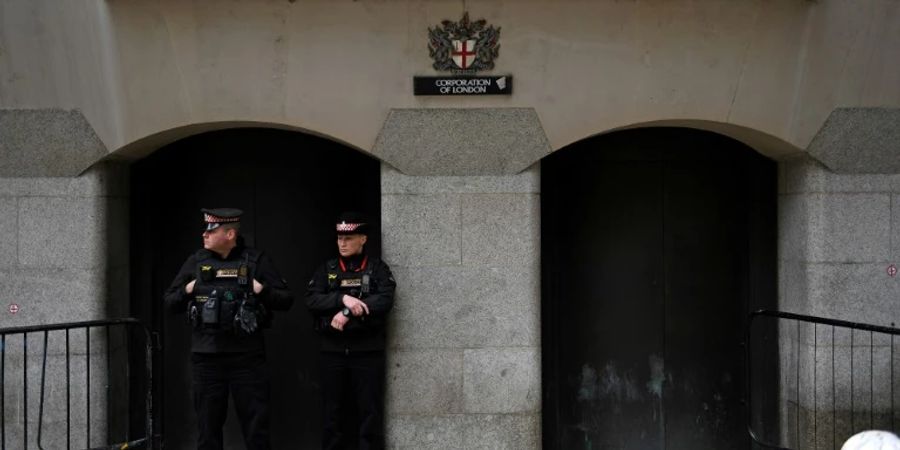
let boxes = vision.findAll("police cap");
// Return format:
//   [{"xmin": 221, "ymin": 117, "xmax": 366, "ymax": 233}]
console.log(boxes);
[
  {"xmin": 336, "ymin": 211, "xmax": 369, "ymax": 235},
  {"xmin": 202, "ymin": 208, "xmax": 242, "ymax": 231}
]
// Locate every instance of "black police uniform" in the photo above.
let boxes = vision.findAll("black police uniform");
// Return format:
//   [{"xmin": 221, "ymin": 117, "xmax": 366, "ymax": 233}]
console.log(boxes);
[
  {"xmin": 164, "ymin": 209, "xmax": 293, "ymax": 450},
  {"xmin": 306, "ymin": 241, "xmax": 395, "ymax": 449}
]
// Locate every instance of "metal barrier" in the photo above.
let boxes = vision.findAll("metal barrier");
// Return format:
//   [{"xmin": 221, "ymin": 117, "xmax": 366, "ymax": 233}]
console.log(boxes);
[
  {"xmin": 746, "ymin": 310, "xmax": 899, "ymax": 449},
  {"xmin": 0, "ymin": 318, "xmax": 156, "ymax": 450}
]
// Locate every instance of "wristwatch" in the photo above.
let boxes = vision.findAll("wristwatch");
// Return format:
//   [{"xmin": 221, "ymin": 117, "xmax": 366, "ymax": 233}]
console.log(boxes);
[{"xmin": 342, "ymin": 307, "xmax": 351, "ymax": 317}]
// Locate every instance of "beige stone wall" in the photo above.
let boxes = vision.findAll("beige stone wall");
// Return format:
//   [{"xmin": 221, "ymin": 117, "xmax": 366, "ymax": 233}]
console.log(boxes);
[{"xmin": 2, "ymin": 0, "xmax": 898, "ymax": 162}]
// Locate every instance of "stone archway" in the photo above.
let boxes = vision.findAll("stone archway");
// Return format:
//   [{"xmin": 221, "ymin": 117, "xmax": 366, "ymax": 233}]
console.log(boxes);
[{"xmin": 129, "ymin": 127, "xmax": 381, "ymax": 448}]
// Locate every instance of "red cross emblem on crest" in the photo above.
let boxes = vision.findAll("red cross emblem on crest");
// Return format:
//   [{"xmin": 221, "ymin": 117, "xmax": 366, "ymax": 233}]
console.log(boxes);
[
  {"xmin": 888, "ymin": 264, "xmax": 897, "ymax": 277},
  {"xmin": 452, "ymin": 40, "xmax": 477, "ymax": 69},
  {"xmin": 428, "ymin": 12, "xmax": 501, "ymax": 73}
]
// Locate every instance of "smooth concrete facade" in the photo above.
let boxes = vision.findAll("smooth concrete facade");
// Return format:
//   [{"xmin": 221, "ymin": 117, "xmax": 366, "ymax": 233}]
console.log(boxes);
[
  {"xmin": 2, "ymin": 0, "xmax": 899, "ymax": 448},
  {"xmin": 2, "ymin": 0, "xmax": 899, "ymax": 161}
]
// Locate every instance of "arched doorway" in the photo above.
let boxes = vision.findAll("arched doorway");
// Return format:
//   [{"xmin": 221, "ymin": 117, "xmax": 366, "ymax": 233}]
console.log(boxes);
[
  {"xmin": 130, "ymin": 128, "xmax": 381, "ymax": 448},
  {"xmin": 541, "ymin": 128, "xmax": 777, "ymax": 449}
]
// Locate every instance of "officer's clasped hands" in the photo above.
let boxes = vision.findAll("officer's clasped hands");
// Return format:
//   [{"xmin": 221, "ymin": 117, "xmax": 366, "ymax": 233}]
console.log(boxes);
[
  {"xmin": 330, "ymin": 312, "xmax": 349, "ymax": 331},
  {"xmin": 329, "ymin": 295, "xmax": 369, "ymax": 332},
  {"xmin": 342, "ymin": 295, "xmax": 369, "ymax": 316}
]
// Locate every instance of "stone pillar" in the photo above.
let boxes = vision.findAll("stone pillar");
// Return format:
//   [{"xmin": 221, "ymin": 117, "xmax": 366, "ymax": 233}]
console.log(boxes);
[
  {"xmin": 372, "ymin": 107, "xmax": 550, "ymax": 448},
  {"xmin": 777, "ymin": 155, "xmax": 900, "ymax": 447},
  {"xmin": 382, "ymin": 165, "xmax": 541, "ymax": 448}
]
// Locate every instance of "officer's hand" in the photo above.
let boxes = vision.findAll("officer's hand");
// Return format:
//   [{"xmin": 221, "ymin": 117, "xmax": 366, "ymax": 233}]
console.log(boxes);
[
  {"xmin": 185, "ymin": 280, "xmax": 196, "ymax": 294},
  {"xmin": 331, "ymin": 311, "xmax": 349, "ymax": 331},
  {"xmin": 252, "ymin": 279, "xmax": 264, "ymax": 294},
  {"xmin": 342, "ymin": 295, "xmax": 369, "ymax": 316}
]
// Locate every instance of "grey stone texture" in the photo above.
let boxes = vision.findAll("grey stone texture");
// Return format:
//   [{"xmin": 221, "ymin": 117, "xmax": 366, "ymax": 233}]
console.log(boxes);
[
  {"xmin": 778, "ymin": 336, "xmax": 898, "ymax": 448},
  {"xmin": 0, "ymin": 268, "xmax": 105, "ymax": 329},
  {"xmin": 373, "ymin": 108, "xmax": 551, "ymax": 176},
  {"xmin": 0, "ymin": 197, "xmax": 17, "ymax": 269},
  {"xmin": 1, "ymin": 351, "xmax": 110, "ymax": 449},
  {"xmin": 806, "ymin": 263, "xmax": 899, "ymax": 327},
  {"xmin": 778, "ymin": 156, "xmax": 900, "ymax": 195},
  {"xmin": 0, "ymin": 109, "xmax": 108, "ymax": 177},
  {"xmin": 777, "ymin": 155, "xmax": 900, "ymax": 450},
  {"xmin": 18, "ymin": 196, "xmax": 106, "ymax": 269},
  {"xmin": 382, "ymin": 163, "xmax": 542, "ymax": 448},
  {"xmin": 382, "ymin": 194, "xmax": 462, "ymax": 266},
  {"xmin": 778, "ymin": 192, "xmax": 890, "ymax": 264},
  {"xmin": 463, "ymin": 348, "xmax": 541, "ymax": 414},
  {"xmin": 389, "ymin": 265, "xmax": 538, "ymax": 349},
  {"xmin": 814, "ymin": 194, "xmax": 891, "ymax": 262},
  {"xmin": 807, "ymin": 108, "xmax": 900, "ymax": 174},
  {"xmin": 894, "ymin": 194, "xmax": 900, "ymax": 262},
  {"xmin": 388, "ymin": 413, "xmax": 540, "ymax": 450},
  {"xmin": 0, "ymin": 158, "xmax": 130, "ymax": 447},
  {"xmin": 461, "ymin": 194, "xmax": 539, "ymax": 267},
  {"xmin": 381, "ymin": 166, "xmax": 540, "ymax": 195},
  {"xmin": 387, "ymin": 349, "xmax": 464, "ymax": 415}
]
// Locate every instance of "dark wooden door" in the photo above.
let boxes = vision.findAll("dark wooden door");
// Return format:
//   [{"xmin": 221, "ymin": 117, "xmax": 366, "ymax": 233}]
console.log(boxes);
[
  {"xmin": 542, "ymin": 128, "xmax": 777, "ymax": 449},
  {"xmin": 130, "ymin": 128, "xmax": 381, "ymax": 449}
]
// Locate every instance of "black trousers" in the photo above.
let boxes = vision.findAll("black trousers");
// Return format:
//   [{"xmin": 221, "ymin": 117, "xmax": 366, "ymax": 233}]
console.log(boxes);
[
  {"xmin": 192, "ymin": 351, "xmax": 270, "ymax": 450},
  {"xmin": 321, "ymin": 351, "xmax": 385, "ymax": 450}
]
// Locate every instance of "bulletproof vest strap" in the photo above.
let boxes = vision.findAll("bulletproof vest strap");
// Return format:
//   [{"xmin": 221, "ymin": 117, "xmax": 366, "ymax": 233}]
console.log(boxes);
[
  {"xmin": 238, "ymin": 252, "xmax": 249, "ymax": 287},
  {"xmin": 361, "ymin": 261, "xmax": 375, "ymax": 295}
]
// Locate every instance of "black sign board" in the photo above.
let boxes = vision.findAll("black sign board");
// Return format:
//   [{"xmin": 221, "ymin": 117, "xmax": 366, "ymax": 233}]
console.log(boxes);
[{"xmin": 414, "ymin": 76, "xmax": 512, "ymax": 96}]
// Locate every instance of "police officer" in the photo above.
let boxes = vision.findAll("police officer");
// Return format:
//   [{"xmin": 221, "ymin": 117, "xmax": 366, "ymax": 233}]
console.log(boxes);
[
  {"xmin": 164, "ymin": 208, "xmax": 294, "ymax": 450},
  {"xmin": 306, "ymin": 212, "xmax": 396, "ymax": 450}
]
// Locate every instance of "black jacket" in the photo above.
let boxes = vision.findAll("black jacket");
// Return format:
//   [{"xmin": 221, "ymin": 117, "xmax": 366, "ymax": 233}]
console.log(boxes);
[
  {"xmin": 164, "ymin": 243, "xmax": 294, "ymax": 353},
  {"xmin": 305, "ymin": 254, "xmax": 396, "ymax": 353}
]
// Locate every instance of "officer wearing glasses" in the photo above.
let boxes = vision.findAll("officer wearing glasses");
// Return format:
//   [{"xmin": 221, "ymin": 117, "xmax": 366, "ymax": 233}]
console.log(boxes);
[{"xmin": 164, "ymin": 208, "xmax": 294, "ymax": 450}]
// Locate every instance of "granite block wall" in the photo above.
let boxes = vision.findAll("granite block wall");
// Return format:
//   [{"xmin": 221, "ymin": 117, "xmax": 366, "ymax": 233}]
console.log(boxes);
[
  {"xmin": 777, "ymin": 156, "xmax": 900, "ymax": 448},
  {"xmin": 0, "ymin": 160, "xmax": 132, "ymax": 447},
  {"xmin": 381, "ymin": 164, "xmax": 542, "ymax": 449}
]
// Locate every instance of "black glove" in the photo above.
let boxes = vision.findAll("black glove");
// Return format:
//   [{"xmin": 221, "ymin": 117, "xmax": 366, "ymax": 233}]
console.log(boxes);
[
  {"xmin": 234, "ymin": 300, "xmax": 259, "ymax": 335},
  {"xmin": 188, "ymin": 303, "xmax": 200, "ymax": 329}
]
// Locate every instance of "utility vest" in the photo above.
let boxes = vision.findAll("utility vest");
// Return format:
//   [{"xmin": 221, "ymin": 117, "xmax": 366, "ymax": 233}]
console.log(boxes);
[
  {"xmin": 189, "ymin": 249, "xmax": 261, "ymax": 334},
  {"xmin": 316, "ymin": 257, "xmax": 382, "ymax": 335}
]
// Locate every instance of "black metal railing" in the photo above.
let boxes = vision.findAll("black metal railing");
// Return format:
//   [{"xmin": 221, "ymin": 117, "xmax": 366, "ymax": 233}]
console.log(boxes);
[
  {"xmin": 746, "ymin": 310, "xmax": 899, "ymax": 449},
  {"xmin": 0, "ymin": 318, "xmax": 156, "ymax": 450}
]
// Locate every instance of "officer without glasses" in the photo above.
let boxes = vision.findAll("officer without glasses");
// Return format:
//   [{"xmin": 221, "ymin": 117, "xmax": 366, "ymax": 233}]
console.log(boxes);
[
  {"xmin": 306, "ymin": 212, "xmax": 396, "ymax": 450},
  {"xmin": 164, "ymin": 208, "xmax": 294, "ymax": 450}
]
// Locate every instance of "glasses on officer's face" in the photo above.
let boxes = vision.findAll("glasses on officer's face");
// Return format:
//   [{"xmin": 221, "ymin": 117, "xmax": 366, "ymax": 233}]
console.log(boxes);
[{"xmin": 203, "ymin": 226, "xmax": 224, "ymax": 235}]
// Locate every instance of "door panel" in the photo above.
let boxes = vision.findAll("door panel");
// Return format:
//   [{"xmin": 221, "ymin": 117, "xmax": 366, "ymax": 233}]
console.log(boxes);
[
  {"xmin": 663, "ymin": 159, "xmax": 747, "ymax": 450},
  {"xmin": 542, "ymin": 128, "xmax": 776, "ymax": 449}
]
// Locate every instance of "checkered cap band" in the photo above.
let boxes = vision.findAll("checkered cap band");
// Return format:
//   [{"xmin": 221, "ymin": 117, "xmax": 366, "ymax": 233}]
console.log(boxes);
[
  {"xmin": 204, "ymin": 213, "xmax": 241, "ymax": 224},
  {"xmin": 336, "ymin": 222, "xmax": 365, "ymax": 232}
]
